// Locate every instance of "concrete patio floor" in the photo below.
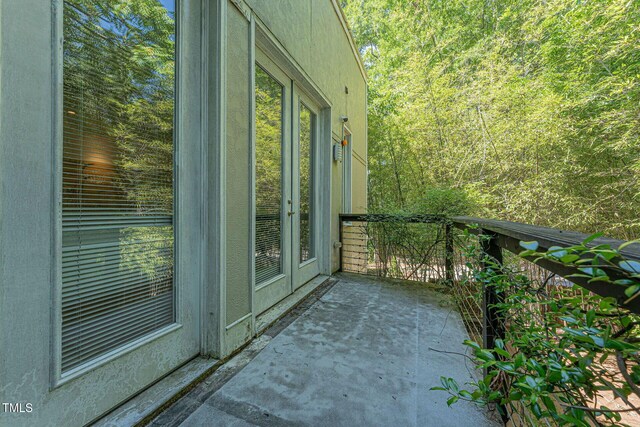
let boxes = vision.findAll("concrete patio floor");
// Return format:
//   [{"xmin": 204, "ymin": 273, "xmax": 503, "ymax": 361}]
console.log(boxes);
[{"xmin": 149, "ymin": 274, "xmax": 501, "ymax": 427}]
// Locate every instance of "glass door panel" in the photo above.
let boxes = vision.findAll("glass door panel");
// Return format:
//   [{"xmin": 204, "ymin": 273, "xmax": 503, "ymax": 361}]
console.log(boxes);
[
  {"xmin": 255, "ymin": 66, "xmax": 283, "ymax": 284},
  {"xmin": 298, "ymin": 104, "xmax": 315, "ymax": 263},
  {"xmin": 292, "ymin": 88, "xmax": 320, "ymax": 290},
  {"xmin": 253, "ymin": 52, "xmax": 292, "ymax": 315}
]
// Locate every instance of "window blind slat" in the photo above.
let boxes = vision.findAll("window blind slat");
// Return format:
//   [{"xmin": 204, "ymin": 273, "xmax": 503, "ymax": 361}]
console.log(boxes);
[
  {"xmin": 62, "ymin": 291, "xmax": 173, "ymax": 338},
  {"xmin": 61, "ymin": 0, "xmax": 176, "ymax": 372},
  {"xmin": 62, "ymin": 266, "xmax": 173, "ymax": 301},
  {"xmin": 62, "ymin": 284, "xmax": 173, "ymax": 325},
  {"xmin": 61, "ymin": 250, "xmax": 172, "ymax": 274},
  {"xmin": 62, "ymin": 297, "xmax": 173, "ymax": 371}
]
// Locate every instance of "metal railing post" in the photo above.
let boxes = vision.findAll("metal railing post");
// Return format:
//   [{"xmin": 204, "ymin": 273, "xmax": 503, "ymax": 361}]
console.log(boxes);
[
  {"xmin": 445, "ymin": 222, "xmax": 454, "ymax": 284},
  {"xmin": 480, "ymin": 232, "xmax": 505, "ymax": 351},
  {"xmin": 339, "ymin": 217, "xmax": 343, "ymax": 272}
]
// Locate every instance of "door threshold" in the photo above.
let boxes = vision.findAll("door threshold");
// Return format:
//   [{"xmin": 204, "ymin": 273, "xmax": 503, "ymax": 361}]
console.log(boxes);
[{"xmin": 255, "ymin": 275, "xmax": 331, "ymax": 334}]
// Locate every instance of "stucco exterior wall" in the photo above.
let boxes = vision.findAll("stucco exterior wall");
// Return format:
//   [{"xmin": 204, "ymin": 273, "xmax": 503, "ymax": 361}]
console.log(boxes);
[{"xmin": 352, "ymin": 154, "xmax": 368, "ymax": 212}]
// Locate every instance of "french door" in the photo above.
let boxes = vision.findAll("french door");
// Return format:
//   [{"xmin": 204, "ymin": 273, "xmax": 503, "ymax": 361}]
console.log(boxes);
[{"xmin": 254, "ymin": 52, "xmax": 320, "ymax": 314}]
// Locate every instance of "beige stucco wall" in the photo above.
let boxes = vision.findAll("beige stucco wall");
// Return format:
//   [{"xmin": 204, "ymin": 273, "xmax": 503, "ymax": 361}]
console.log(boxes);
[
  {"xmin": 224, "ymin": 0, "xmax": 367, "ymax": 331},
  {"xmin": 352, "ymin": 153, "xmax": 368, "ymax": 212}
]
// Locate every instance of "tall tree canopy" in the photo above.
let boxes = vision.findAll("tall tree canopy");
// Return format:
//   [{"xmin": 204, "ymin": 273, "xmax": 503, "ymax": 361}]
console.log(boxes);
[{"xmin": 342, "ymin": 0, "xmax": 640, "ymax": 239}]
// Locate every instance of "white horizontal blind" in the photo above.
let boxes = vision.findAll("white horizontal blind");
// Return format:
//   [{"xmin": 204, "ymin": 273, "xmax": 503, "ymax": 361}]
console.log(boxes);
[
  {"xmin": 61, "ymin": 0, "xmax": 176, "ymax": 372},
  {"xmin": 255, "ymin": 66, "xmax": 284, "ymax": 285}
]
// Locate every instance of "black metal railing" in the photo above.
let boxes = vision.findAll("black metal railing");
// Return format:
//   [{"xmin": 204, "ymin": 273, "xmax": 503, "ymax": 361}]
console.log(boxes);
[
  {"xmin": 339, "ymin": 213, "xmax": 640, "ymax": 425},
  {"xmin": 340, "ymin": 214, "xmax": 640, "ymax": 311}
]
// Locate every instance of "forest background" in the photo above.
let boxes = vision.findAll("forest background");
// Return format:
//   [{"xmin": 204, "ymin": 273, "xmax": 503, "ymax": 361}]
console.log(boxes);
[{"xmin": 341, "ymin": 0, "xmax": 640, "ymax": 240}]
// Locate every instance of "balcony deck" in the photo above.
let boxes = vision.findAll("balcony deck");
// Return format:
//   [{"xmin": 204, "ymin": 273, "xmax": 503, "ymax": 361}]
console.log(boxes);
[{"xmin": 150, "ymin": 273, "xmax": 500, "ymax": 426}]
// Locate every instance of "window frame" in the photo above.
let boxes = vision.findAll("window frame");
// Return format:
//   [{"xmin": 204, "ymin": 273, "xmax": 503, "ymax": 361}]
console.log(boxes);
[{"xmin": 51, "ymin": 0, "xmax": 199, "ymax": 386}]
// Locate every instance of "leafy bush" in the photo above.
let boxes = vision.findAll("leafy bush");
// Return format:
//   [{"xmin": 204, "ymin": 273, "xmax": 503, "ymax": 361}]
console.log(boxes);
[{"xmin": 433, "ymin": 232, "xmax": 640, "ymax": 426}]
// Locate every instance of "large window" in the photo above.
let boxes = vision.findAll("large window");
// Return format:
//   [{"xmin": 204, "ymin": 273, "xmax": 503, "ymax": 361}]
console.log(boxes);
[{"xmin": 61, "ymin": 0, "xmax": 176, "ymax": 372}]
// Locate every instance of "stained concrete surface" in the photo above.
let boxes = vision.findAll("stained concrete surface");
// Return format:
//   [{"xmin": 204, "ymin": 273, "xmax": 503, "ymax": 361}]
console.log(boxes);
[{"xmin": 152, "ymin": 274, "xmax": 501, "ymax": 427}]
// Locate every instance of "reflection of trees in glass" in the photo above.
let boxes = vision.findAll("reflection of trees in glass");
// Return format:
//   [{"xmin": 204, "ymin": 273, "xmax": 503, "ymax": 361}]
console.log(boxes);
[
  {"xmin": 299, "ymin": 104, "xmax": 314, "ymax": 262},
  {"xmin": 61, "ymin": 0, "xmax": 175, "ymax": 371},
  {"xmin": 255, "ymin": 66, "xmax": 283, "ymax": 284}
]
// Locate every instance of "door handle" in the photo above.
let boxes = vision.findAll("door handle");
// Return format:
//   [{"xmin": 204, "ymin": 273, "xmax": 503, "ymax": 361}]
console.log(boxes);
[
  {"xmin": 288, "ymin": 210, "xmax": 296, "ymax": 216},
  {"xmin": 287, "ymin": 199, "xmax": 295, "ymax": 216}
]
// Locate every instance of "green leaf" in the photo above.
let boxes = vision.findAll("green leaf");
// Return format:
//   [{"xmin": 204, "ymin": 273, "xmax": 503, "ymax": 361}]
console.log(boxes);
[
  {"xmin": 619, "ymin": 260, "xmax": 640, "ymax": 274},
  {"xmin": 604, "ymin": 339, "xmax": 636, "ymax": 350},
  {"xmin": 560, "ymin": 254, "xmax": 580, "ymax": 263},
  {"xmin": 514, "ymin": 353, "xmax": 525, "ymax": 369},
  {"xmin": 520, "ymin": 241, "xmax": 539, "ymax": 251},
  {"xmin": 494, "ymin": 347, "xmax": 511, "ymax": 358},
  {"xmin": 589, "ymin": 335, "xmax": 604, "ymax": 347},
  {"xmin": 463, "ymin": 339, "xmax": 480, "ymax": 349},
  {"xmin": 582, "ymin": 232, "xmax": 603, "ymax": 245},
  {"xmin": 618, "ymin": 240, "xmax": 640, "ymax": 251},
  {"xmin": 525, "ymin": 376, "xmax": 538, "ymax": 389},
  {"xmin": 587, "ymin": 276, "xmax": 611, "ymax": 283},
  {"xmin": 446, "ymin": 396, "xmax": 459, "ymax": 406},
  {"xmin": 530, "ymin": 401, "xmax": 542, "ymax": 418},
  {"xmin": 476, "ymin": 349, "xmax": 496, "ymax": 362},
  {"xmin": 459, "ymin": 390, "xmax": 472, "ymax": 399},
  {"xmin": 440, "ymin": 377, "xmax": 449, "ymax": 389},
  {"xmin": 541, "ymin": 396, "xmax": 557, "ymax": 415},
  {"xmin": 578, "ymin": 267, "xmax": 606, "ymax": 277},
  {"xmin": 548, "ymin": 246, "xmax": 568, "ymax": 258},
  {"xmin": 624, "ymin": 284, "xmax": 640, "ymax": 297}
]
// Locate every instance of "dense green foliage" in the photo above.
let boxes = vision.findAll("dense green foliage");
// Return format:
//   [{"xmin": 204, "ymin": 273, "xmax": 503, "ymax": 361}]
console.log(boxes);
[
  {"xmin": 434, "ymin": 233, "xmax": 640, "ymax": 426},
  {"xmin": 341, "ymin": 0, "xmax": 640, "ymax": 238}
]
